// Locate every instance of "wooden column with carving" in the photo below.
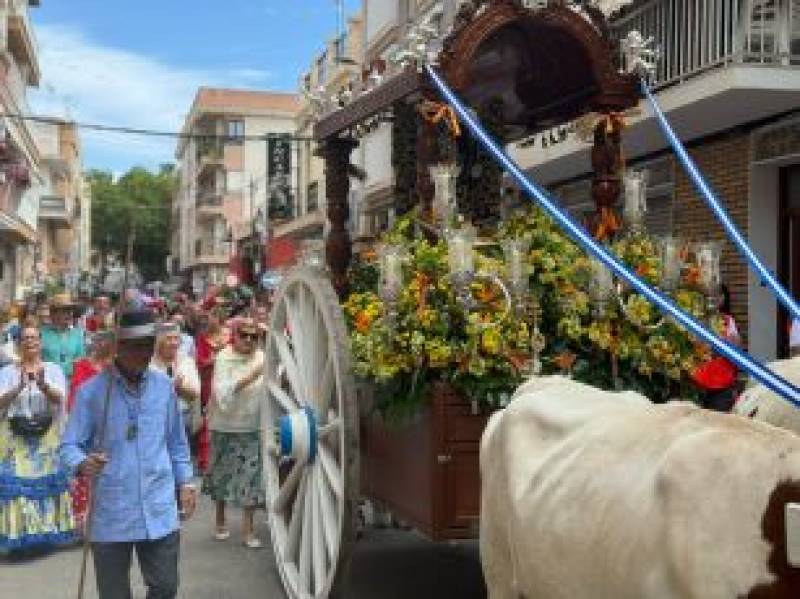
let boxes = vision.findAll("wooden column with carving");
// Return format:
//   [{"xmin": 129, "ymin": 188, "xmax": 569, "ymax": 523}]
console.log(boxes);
[
  {"xmin": 415, "ymin": 91, "xmax": 440, "ymax": 218},
  {"xmin": 323, "ymin": 136, "xmax": 358, "ymax": 298}
]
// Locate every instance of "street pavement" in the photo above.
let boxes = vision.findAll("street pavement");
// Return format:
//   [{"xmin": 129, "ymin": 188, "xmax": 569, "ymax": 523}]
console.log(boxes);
[{"xmin": 0, "ymin": 495, "xmax": 487, "ymax": 598}]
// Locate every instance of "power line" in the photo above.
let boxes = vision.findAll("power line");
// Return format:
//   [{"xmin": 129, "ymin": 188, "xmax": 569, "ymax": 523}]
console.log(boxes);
[{"xmin": 0, "ymin": 112, "xmax": 314, "ymax": 142}]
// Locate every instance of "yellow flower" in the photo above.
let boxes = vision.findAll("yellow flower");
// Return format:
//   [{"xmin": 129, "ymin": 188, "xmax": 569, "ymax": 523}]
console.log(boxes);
[{"xmin": 481, "ymin": 327, "xmax": 502, "ymax": 355}]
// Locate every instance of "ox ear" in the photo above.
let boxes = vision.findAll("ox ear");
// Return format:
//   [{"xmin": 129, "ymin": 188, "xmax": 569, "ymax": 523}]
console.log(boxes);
[{"xmin": 788, "ymin": 503, "xmax": 800, "ymax": 568}]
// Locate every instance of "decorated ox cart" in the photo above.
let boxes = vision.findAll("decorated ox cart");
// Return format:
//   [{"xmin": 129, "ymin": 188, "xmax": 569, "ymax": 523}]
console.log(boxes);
[{"xmin": 260, "ymin": 2, "xmax": 800, "ymax": 598}]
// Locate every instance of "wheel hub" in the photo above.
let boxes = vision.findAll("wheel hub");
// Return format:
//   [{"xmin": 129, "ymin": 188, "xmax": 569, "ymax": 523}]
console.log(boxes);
[{"xmin": 278, "ymin": 406, "xmax": 318, "ymax": 465}]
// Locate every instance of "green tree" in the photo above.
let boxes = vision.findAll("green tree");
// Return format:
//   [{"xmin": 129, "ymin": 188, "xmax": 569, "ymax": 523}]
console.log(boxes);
[{"xmin": 88, "ymin": 165, "xmax": 176, "ymax": 282}]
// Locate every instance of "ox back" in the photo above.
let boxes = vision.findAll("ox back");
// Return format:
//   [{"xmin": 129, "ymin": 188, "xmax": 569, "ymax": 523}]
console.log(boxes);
[{"xmin": 479, "ymin": 376, "xmax": 800, "ymax": 599}]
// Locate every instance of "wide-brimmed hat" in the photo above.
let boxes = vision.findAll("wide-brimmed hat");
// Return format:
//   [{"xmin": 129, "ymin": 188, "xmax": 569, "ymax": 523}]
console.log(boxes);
[
  {"xmin": 117, "ymin": 309, "xmax": 156, "ymax": 340},
  {"xmin": 50, "ymin": 293, "xmax": 78, "ymax": 310},
  {"xmin": 154, "ymin": 322, "xmax": 180, "ymax": 338}
]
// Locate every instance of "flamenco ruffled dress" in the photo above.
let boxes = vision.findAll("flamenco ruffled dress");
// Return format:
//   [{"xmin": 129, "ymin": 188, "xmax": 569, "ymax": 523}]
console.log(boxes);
[{"xmin": 0, "ymin": 421, "xmax": 75, "ymax": 552}]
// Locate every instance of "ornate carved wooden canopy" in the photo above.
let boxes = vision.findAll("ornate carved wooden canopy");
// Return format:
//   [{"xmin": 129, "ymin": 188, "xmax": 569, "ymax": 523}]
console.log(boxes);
[
  {"xmin": 438, "ymin": 0, "xmax": 639, "ymax": 141},
  {"xmin": 314, "ymin": 1, "xmax": 639, "ymax": 143}
]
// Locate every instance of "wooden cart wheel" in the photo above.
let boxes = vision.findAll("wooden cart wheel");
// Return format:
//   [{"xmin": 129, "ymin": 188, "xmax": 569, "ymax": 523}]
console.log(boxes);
[{"xmin": 262, "ymin": 266, "xmax": 359, "ymax": 599}]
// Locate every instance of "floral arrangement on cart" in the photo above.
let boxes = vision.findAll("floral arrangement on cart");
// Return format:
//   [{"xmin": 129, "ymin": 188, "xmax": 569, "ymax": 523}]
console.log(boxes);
[{"xmin": 343, "ymin": 164, "xmax": 730, "ymax": 418}]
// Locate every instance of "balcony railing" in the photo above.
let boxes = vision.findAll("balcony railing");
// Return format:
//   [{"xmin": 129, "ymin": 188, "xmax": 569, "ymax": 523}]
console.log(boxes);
[
  {"xmin": 197, "ymin": 193, "xmax": 223, "ymax": 208},
  {"xmin": 6, "ymin": 0, "xmax": 39, "ymax": 83},
  {"xmin": 612, "ymin": 0, "xmax": 800, "ymax": 89}
]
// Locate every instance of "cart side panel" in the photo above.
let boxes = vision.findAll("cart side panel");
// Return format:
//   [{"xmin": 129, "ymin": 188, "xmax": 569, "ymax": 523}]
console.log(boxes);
[{"xmin": 360, "ymin": 382, "xmax": 490, "ymax": 541}]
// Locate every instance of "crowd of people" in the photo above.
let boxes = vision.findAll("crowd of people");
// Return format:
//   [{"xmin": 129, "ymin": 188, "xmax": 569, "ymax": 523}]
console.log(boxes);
[{"xmin": 0, "ymin": 285, "xmax": 271, "ymax": 598}]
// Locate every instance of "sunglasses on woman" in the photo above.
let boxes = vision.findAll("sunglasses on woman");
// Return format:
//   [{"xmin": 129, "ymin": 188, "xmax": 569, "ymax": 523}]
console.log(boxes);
[{"xmin": 238, "ymin": 332, "xmax": 259, "ymax": 341}]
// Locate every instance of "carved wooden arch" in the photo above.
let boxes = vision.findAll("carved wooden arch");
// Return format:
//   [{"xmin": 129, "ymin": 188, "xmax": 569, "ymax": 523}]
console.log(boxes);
[{"xmin": 438, "ymin": 1, "xmax": 639, "ymax": 138}]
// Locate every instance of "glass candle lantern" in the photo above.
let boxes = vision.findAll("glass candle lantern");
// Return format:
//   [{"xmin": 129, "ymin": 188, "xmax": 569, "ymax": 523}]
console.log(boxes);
[
  {"xmin": 502, "ymin": 238, "xmax": 531, "ymax": 293},
  {"xmin": 695, "ymin": 241, "xmax": 722, "ymax": 295},
  {"xmin": 430, "ymin": 162, "xmax": 459, "ymax": 231},
  {"xmin": 659, "ymin": 236, "xmax": 683, "ymax": 291},
  {"xmin": 623, "ymin": 169, "xmax": 648, "ymax": 234},
  {"xmin": 446, "ymin": 223, "xmax": 477, "ymax": 276},
  {"xmin": 589, "ymin": 258, "xmax": 614, "ymax": 315},
  {"xmin": 379, "ymin": 244, "xmax": 405, "ymax": 293}
]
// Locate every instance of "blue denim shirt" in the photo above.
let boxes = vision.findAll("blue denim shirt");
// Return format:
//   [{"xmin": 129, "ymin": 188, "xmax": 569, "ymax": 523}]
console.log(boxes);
[{"xmin": 60, "ymin": 367, "xmax": 194, "ymax": 542}]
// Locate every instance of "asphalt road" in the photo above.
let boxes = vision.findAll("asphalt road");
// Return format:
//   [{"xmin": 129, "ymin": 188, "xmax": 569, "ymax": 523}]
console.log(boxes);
[{"xmin": 0, "ymin": 495, "xmax": 487, "ymax": 599}]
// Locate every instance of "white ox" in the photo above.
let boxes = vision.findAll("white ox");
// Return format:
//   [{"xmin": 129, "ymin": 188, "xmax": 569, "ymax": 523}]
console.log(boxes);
[{"xmin": 480, "ymin": 376, "xmax": 800, "ymax": 599}]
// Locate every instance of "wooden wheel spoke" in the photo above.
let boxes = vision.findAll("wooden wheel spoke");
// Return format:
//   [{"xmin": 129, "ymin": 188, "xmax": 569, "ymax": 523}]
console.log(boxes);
[
  {"xmin": 268, "ymin": 378, "xmax": 298, "ymax": 413},
  {"xmin": 284, "ymin": 471, "xmax": 307, "ymax": 560},
  {"xmin": 314, "ymin": 354, "xmax": 334, "ymax": 414},
  {"xmin": 298, "ymin": 472, "xmax": 314, "ymax": 594},
  {"xmin": 318, "ymin": 443, "xmax": 343, "ymax": 498},
  {"xmin": 311, "ymin": 465, "xmax": 327, "ymax": 595},
  {"xmin": 319, "ymin": 417, "xmax": 341, "ymax": 439},
  {"xmin": 284, "ymin": 293, "xmax": 310, "ymax": 393},
  {"xmin": 273, "ymin": 331, "xmax": 306, "ymax": 401},
  {"xmin": 273, "ymin": 462, "xmax": 303, "ymax": 513},
  {"xmin": 317, "ymin": 467, "xmax": 338, "ymax": 563}
]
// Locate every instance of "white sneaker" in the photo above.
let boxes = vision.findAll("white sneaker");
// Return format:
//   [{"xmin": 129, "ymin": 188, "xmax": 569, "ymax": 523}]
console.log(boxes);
[{"xmin": 214, "ymin": 527, "xmax": 231, "ymax": 541}]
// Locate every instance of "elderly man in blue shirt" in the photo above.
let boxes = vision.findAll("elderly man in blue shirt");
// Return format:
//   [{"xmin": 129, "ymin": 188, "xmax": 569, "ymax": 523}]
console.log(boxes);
[{"xmin": 61, "ymin": 309, "xmax": 196, "ymax": 599}]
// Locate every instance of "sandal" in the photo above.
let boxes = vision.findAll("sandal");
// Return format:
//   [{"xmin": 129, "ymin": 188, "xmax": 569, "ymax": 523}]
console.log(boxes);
[
  {"xmin": 214, "ymin": 527, "xmax": 231, "ymax": 541},
  {"xmin": 243, "ymin": 536, "xmax": 263, "ymax": 549}
]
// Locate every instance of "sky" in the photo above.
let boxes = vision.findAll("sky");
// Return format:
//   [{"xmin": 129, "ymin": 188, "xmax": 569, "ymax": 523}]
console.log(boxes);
[{"xmin": 28, "ymin": 0, "xmax": 360, "ymax": 174}]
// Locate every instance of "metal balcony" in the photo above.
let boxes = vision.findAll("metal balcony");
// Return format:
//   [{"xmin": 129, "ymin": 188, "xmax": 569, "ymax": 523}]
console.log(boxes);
[
  {"xmin": 196, "ymin": 193, "xmax": 225, "ymax": 219},
  {"xmin": 612, "ymin": 0, "xmax": 800, "ymax": 90},
  {"xmin": 38, "ymin": 195, "xmax": 71, "ymax": 226},
  {"xmin": 6, "ymin": 0, "xmax": 40, "ymax": 85}
]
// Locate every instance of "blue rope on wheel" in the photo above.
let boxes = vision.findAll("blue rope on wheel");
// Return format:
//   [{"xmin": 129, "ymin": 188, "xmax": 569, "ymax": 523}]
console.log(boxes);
[{"xmin": 424, "ymin": 64, "xmax": 800, "ymax": 408}]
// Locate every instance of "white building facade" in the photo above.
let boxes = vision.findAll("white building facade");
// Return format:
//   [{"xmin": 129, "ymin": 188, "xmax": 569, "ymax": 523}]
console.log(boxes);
[
  {"xmin": 0, "ymin": 0, "xmax": 43, "ymax": 301},
  {"xmin": 173, "ymin": 88, "xmax": 300, "ymax": 295}
]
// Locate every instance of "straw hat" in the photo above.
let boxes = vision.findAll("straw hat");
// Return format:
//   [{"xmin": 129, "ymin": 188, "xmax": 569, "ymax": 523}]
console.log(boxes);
[{"xmin": 50, "ymin": 293, "xmax": 78, "ymax": 310}]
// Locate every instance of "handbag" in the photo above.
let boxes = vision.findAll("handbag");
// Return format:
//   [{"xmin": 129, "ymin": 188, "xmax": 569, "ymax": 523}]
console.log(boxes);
[{"xmin": 9, "ymin": 411, "xmax": 53, "ymax": 438}]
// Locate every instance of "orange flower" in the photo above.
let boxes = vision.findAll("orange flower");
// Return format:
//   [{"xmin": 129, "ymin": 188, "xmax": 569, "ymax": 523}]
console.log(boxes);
[
  {"xmin": 685, "ymin": 265, "xmax": 700, "ymax": 286},
  {"xmin": 477, "ymin": 284, "xmax": 498, "ymax": 304},
  {"xmin": 355, "ymin": 311, "xmax": 374, "ymax": 333},
  {"xmin": 553, "ymin": 351, "xmax": 577, "ymax": 372}
]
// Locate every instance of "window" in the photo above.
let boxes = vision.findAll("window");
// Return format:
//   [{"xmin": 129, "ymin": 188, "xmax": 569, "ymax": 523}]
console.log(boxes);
[
  {"xmin": 307, "ymin": 181, "xmax": 319, "ymax": 213},
  {"xmin": 226, "ymin": 120, "xmax": 244, "ymax": 143}
]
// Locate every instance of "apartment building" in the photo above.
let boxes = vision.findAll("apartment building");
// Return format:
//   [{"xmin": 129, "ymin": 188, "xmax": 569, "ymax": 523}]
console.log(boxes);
[
  {"xmin": 31, "ymin": 119, "xmax": 91, "ymax": 286},
  {"xmin": 173, "ymin": 88, "xmax": 300, "ymax": 295},
  {"xmin": 355, "ymin": 0, "xmax": 450, "ymax": 236},
  {"xmin": 286, "ymin": 13, "xmax": 364, "ymax": 266},
  {"xmin": 0, "ymin": 0, "xmax": 43, "ymax": 301},
  {"xmin": 507, "ymin": 0, "xmax": 800, "ymax": 360}
]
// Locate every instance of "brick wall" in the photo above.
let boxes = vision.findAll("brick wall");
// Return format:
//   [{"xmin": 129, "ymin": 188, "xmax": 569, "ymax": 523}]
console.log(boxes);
[{"xmin": 673, "ymin": 132, "xmax": 751, "ymax": 347}]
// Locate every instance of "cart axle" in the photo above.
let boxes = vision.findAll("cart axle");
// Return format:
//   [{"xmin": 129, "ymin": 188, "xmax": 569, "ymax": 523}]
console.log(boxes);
[{"xmin": 278, "ymin": 406, "xmax": 318, "ymax": 464}]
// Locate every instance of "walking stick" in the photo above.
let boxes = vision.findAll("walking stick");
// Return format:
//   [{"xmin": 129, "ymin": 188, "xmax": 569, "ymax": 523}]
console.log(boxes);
[{"xmin": 76, "ymin": 370, "xmax": 114, "ymax": 599}]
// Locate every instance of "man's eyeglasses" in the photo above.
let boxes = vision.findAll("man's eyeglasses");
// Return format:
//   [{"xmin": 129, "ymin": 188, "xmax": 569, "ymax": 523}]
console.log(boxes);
[{"xmin": 238, "ymin": 332, "xmax": 259, "ymax": 342}]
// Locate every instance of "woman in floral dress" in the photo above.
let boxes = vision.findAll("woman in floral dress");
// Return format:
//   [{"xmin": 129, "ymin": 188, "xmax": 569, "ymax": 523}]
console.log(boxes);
[
  {"xmin": 0, "ymin": 321, "xmax": 73, "ymax": 552},
  {"xmin": 202, "ymin": 318, "xmax": 265, "ymax": 548},
  {"xmin": 65, "ymin": 330, "xmax": 113, "ymax": 535}
]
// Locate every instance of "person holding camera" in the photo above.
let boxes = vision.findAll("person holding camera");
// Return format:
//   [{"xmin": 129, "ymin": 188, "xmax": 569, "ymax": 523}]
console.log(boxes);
[{"xmin": 0, "ymin": 320, "xmax": 73, "ymax": 552}]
